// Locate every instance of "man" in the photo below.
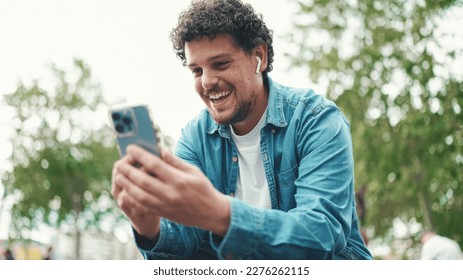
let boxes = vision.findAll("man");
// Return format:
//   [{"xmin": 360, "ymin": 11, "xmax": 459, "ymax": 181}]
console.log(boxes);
[
  {"xmin": 421, "ymin": 231, "xmax": 463, "ymax": 260},
  {"xmin": 3, "ymin": 248, "xmax": 15, "ymax": 260},
  {"xmin": 112, "ymin": 0, "xmax": 372, "ymax": 259}
]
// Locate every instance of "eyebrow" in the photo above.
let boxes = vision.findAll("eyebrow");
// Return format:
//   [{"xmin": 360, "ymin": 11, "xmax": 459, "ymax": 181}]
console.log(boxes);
[{"xmin": 186, "ymin": 53, "xmax": 234, "ymax": 68}]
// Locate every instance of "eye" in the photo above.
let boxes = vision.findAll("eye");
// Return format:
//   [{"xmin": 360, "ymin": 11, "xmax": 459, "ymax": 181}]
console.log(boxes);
[
  {"xmin": 213, "ymin": 61, "xmax": 230, "ymax": 69},
  {"xmin": 191, "ymin": 67, "xmax": 203, "ymax": 76}
]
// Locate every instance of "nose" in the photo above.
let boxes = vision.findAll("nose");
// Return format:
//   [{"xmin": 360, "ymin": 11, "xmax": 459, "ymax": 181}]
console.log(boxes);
[{"xmin": 201, "ymin": 69, "xmax": 219, "ymax": 91}]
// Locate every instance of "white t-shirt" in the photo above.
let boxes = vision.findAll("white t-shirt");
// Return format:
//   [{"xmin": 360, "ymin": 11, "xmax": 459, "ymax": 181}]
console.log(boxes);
[
  {"xmin": 421, "ymin": 235, "xmax": 463, "ymax": 260},
  {"xmin": 230, "ymin": 109, "xmax": 271, "ymax": 209}
]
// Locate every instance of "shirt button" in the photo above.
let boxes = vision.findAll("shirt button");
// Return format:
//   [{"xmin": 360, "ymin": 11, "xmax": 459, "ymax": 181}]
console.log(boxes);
[
  {"xmin": 229, "ymin": 193, "xmax": 235, "ymax": 197},
  {"xmin": 232, "ymin": 156, "xmax": 238, "ymax": 163},
  {"xmin": 225, "ymin": 253, "xmax": 234, "ymax": 260},
  {"xmin": 271, "ymin": 128, "xmax": 276, "ymax": 133},
  {"xmin": 262, "ymin": 153, "xmax": 268, "ymax": 161}
]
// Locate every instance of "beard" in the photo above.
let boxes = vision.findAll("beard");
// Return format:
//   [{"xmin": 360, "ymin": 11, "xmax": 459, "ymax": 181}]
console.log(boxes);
[{"xmin": 211, "ymin": 94, "xmax": 256, "ymax": 126}]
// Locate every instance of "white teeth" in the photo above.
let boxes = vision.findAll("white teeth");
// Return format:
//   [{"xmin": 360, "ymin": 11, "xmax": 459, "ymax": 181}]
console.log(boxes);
[{"xmin": 207, "ymin": 91, "xmax": 231, "ymax": 100}]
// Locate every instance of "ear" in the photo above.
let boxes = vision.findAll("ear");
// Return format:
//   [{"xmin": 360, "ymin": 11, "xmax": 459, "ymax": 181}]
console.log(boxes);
[{"xmin": 254, "ymin": 43, "xmax": 268, "ymax": 73}]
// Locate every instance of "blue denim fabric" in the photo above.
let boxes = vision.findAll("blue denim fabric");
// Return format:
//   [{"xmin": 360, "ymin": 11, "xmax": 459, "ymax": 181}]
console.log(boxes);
[{"xmin": 135, "ymin": 77, "xmax": 372, "ymax": 260}]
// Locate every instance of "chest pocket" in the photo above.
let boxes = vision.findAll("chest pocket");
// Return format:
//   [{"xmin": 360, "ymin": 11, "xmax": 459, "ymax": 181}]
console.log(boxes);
[{"xmin": 276, "ymin": 164, "xmax": 298, "ymax": 211}]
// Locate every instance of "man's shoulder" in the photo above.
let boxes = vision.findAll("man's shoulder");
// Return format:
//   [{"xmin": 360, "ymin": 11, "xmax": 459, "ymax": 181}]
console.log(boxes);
[
  {"xmin": 270, "ymin": 79, "xmax": 340, "ymax": 123},
  {"xmin": 271, "ymin": 79, "xmax": 334, "ymax": 110}
]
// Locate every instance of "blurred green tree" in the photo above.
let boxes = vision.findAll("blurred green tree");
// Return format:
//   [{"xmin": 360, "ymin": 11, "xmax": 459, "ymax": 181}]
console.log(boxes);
[
  {"xmin": 287, "ymin": 0, "xmax": 463, "ymax": 250},
  {"xmin": 2, "ymin": 59, "xmax": 121, "ymax": 259}
]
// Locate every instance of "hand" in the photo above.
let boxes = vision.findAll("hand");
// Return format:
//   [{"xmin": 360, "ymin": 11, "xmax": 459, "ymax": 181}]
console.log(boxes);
[
  {"xmin": 112, "ymin": 154, "xmax": 161, "ymax": 241},
  {"xmin": 115, "ymin": 145, "xmax": 230, "ymax": 236}
]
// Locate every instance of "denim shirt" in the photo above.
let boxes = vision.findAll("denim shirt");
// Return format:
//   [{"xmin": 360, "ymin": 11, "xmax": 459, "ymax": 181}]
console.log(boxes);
[{"xmin": 135, "ymin": 77, "xmax": 372, "ymax": 260}]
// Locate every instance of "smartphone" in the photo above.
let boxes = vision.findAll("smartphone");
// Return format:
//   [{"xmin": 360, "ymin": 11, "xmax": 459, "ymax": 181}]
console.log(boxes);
[{"xmin": 108, "ymin": 104, "xmax": 161, "ymax": 157}]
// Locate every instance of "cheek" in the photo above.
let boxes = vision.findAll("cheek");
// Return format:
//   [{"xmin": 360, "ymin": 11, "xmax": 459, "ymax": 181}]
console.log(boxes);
[
  {"xmin": 194, "ymin": 79, "xmax": 203, "ymax": 94},
  {"xmin": 194, "ymin": 80, "xmax": 208, "ymax": 103}
]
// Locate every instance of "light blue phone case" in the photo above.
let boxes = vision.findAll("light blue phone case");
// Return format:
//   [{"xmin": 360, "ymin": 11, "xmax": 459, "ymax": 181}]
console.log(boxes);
[{"xmin": 109, "ymin": 105, "xmax": 160, "ymax": 157}]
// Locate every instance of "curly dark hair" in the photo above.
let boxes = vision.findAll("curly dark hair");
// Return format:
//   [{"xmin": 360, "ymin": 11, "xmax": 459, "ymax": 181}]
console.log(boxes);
[{"xmin": 170, "ymin": 0, "xmax": 274, "ymax": 75}]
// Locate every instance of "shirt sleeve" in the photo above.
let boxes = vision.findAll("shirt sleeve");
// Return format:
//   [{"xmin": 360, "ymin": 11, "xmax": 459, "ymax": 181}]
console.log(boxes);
[{"xmin": 134, "ymin": 218, "xmax": 215, "ymax": 259}]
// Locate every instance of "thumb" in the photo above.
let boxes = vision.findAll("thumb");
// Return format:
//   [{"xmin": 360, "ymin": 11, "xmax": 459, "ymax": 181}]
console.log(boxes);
[{"xmin": 161, "ymin": 149, "xmax": 195, "ymax": 173}]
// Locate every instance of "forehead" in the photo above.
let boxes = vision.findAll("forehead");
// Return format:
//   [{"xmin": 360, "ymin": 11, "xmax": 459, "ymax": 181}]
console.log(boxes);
[{"xmin": 185, "ymin": 34, "xmax": 245, "ymax": 65}]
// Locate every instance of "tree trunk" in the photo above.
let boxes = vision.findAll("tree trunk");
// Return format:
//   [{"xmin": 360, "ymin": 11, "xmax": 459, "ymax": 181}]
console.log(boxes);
[
  {"xmin": 73, "ymin": 213, "xmax": 82, "ymax": 260},
  {"xmin": 419, "ymin": 187, "xmax": 434, "ymax": 231}
]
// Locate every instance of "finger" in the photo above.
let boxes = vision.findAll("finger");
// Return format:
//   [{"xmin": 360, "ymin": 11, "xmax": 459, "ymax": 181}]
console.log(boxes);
[
  {"xmin": 111, "ymin": 159, "xmax": 124, "ymax": 197},
  {"xmin": 116, "ymin": 160, "xmax": 170, "ymax": 198},
  {"xmin": 115, "ymin": 170, "xmax": 165, "ymax": 213},
  {"xmin": 112, "ymin": 154, "xmax": 137, "ymax": 194},
  {"xmin": 161, "ymin": 149, "xmax": 197, "ymax": 173},
  {"xmin": 117, "ymin": 188, "xmax": 158, "ymax": 218},
  {"xmin": 126, "ymin": 144, "xmax": 183, "ymax": 182},
  {"xmin": 122, "ymin": 151, "xmax": 154, "ymax": 176}
]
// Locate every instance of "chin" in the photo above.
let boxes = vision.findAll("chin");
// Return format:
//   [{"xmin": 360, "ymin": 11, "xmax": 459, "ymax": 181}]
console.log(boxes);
[
  {"xmin": 212, "ymin": 116, "xmax": 233, "ymax": 125},
  {"xmin": 208, "ymin": 106, "xmax": 247, "ymax": 125}
]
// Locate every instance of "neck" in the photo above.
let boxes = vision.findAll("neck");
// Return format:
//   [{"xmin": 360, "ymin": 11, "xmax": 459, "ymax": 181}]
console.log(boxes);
[
  {"xmin": 421, "ymin": 232, "xmax": 436, "ymax": 244},
  {"xmin": 232, "ymin": 91, "xmax": 268, "ymax": 135}
]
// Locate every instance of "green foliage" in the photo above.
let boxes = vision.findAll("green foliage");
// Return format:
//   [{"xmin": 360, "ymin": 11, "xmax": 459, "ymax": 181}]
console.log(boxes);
[
  {"xmin": 2, "ymin": 59, "xmax": 121, "ymax": 240},
  {"xmin": 287, "ymin": 0, "xmax": 463, "ymax": 248}
]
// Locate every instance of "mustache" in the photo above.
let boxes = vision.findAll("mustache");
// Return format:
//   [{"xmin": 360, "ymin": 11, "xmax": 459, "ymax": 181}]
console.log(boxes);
[{"xmin": 203, "ymin": 85, "xmax": 232, "ymax": 95}]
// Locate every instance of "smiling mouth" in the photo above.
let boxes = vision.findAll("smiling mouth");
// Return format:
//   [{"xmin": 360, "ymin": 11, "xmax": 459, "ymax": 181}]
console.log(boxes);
[{"xmin": 204, "ymin": 90, "xmax": 231, "ymax": 103}]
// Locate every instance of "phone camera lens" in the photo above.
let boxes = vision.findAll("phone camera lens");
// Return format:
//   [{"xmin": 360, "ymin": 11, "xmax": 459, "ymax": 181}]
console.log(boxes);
[
  {"xmin": 115, "ymin": 124, "xmax": 125, "ymax": 133},
  {"xmin": 112, "ymin": 112, "xmax": 121, "ymax": 121},
  {"xmin": 122, "ymin": 117, "xmax": 132, "ymax": 125}
]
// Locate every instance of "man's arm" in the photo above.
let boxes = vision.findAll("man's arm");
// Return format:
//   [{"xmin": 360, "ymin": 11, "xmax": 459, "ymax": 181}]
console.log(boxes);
[
  {"xmin": 113, "ymin": 146, "xmax": 230, "ymax": 259},
  {"xmin": 208, "ymin": 106, "xmax": 364, "ymax": 259}
]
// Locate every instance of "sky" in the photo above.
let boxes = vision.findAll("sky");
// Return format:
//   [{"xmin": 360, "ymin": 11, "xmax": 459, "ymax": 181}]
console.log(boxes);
[
  {"xmin": 0, "ymin": 0, "xmax": 313, "ymax": 240},
  {"xmin": 0, "ymin": 0, "xmax": 312, "ymax": 170}
]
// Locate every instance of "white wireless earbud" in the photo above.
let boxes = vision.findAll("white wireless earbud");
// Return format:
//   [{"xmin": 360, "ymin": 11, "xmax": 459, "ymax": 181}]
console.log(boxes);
[{"xmin": 255, "ymin": 57, "xmax": 262, "ymax": 74}]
